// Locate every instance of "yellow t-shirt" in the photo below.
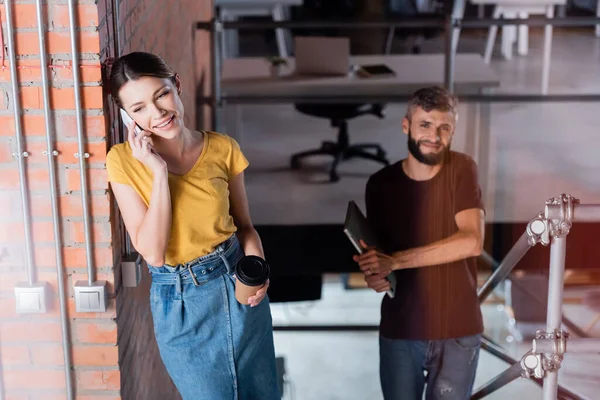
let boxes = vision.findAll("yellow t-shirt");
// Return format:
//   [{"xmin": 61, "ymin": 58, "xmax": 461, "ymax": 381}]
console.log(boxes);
[{"xmin": 105, "ymin": 131, "xmax": 249, "ymax": 266}]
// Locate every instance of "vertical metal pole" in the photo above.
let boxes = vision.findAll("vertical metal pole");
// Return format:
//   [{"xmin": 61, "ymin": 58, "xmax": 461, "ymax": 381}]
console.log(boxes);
[
  {"xmin": 67, "ymin": 0, "xmax": 95, "ymax": 285},
  {"xmin": 210, "ymin": 18, "xmax": 223, "ymax": 132},
  {"xmin": 541, "ymin": 5, "xmax": 555, "ymax": 95},
  {"xmin": 444, "ymin": 17, "xmax": 455, "ymax": 93},
  {"xmin": 543, "ymin": 235, "xmax": 567, "ymax": 400},
  {"xmin": 113, "ymin": 0, "xmax": 121, "ymax": 56},
  {"xmin": 4, "ymin": 0, "xmax": 36, "ymax": 286},
  {"xmin": 35, "ymin": 1, "xmax": 74, "ymax": 398}
]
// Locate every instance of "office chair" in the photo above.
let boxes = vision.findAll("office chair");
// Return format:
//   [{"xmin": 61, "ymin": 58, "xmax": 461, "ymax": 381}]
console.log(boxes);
[{"xmin": 290, "ymin": 103, "xmax": 389, "ymax": 182}]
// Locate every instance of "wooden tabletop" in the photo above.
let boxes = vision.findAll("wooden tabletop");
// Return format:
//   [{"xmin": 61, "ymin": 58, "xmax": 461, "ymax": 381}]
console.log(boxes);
[{"xmin": 221, "ymin": 54, "xmax": 500, "ymax": 99}]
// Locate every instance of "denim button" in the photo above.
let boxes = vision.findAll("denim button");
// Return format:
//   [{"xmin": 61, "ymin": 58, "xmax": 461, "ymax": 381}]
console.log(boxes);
[
  {"xmin": 202, "ymin": 270, "xmax": 207, "ymax": 275},
  {"xmin": 208, "ymin": 267, "xmax": 214, "ymax": 272}
]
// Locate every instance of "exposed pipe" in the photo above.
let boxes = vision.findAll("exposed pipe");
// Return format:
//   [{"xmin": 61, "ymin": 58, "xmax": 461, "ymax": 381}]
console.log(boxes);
[
  {"xmin": 35, "ymin": 0, "xmax": 74, "ymax": 398},
  {"xmin": 4, "ymin": 0, "xmax": 36, "ymax": 285},
  {"xmin": 113, "ymin": 0, "xmax": 121, "ymax": 56},
  {"xmin": 111, "ymin": 0, "xmax": 131, "ymax": 256},
  {"xmin": 444, "ymin": 16, "xmax": 455, "ymax": 93},
  {"xmin": 67, "ymin": 0, "xmax": 95, "ymax": 285}
]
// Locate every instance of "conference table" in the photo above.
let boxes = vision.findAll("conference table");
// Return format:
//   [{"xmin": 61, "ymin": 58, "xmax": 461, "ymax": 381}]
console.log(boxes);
[{"xmin": 218, "ymin": 53, "xmax": 500, "ymax": 198}]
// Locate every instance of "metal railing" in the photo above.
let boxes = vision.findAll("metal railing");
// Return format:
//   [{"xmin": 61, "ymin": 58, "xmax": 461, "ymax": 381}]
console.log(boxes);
[
  {"xmin": 197, "ymin": 14, "xmax": 600, "ymax": 130},
  {"xmin": 195, "ymin": 12, "xmax": 600, "ymax": 400}
]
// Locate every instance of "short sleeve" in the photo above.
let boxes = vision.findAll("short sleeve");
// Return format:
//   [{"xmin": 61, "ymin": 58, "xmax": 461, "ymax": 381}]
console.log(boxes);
[
  {"xmin": 106, "ymin": 146, "xmax": 130, "ymax": 185},
  {"xmin": 227, "ymin": 136, "xmax": 249, "ymax": 178},
  {"xmin": 454, "ymin": 156, "xmax": 485, "ymax": 215}
]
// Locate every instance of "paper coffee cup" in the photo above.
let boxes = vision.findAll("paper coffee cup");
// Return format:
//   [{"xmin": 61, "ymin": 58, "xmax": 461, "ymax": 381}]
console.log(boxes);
[{"xmin": 234, "ymin": 255, "xmax": 270, "ymax": 305}]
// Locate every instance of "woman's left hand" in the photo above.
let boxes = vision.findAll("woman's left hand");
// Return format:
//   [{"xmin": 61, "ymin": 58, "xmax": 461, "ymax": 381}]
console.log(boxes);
[{"xmin": 248, "ymin": 279, "xmax": 270, "ymax": 307}]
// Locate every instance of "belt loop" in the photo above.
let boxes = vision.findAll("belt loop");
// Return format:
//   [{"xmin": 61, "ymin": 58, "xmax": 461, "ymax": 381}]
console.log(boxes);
[
  {"xmin": 220, "ymin": 253, "xmax": 232, "ymax": 274},
  {"xmin": 175, "ymin": 273, "xmax": 183, "ymax": 293},
  {"xmin": 187, "ymin": 264, "xmax": 201, "ymax": 286}
]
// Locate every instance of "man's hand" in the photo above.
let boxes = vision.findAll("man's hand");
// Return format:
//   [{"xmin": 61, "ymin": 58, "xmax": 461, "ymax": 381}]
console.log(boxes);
[
  {"xmin": 364, "ymin": 270, "xmax": 391, "ymax": 293},
  {"xmin": 353, "ymin": 240, "xmax": 398, "ymax": 277}
]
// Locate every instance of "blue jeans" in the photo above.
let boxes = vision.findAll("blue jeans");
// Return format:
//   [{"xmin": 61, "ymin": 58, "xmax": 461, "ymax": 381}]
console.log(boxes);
[
  {"xmin": 380, "ymin": 334, "xmax": 481, "ymax": 400},
  {"xmin": 148, "ymin": 234, "xmax": 279, "ymax": 400}
]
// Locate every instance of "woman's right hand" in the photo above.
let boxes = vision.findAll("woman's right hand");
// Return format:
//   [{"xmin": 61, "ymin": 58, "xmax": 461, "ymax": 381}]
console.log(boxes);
[{"xmin": 127, "ymin": 122, "xmax": 167, "ymax": 173}]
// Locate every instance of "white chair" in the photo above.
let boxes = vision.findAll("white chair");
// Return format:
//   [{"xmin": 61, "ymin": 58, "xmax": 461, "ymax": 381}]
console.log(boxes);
[{"xmin": 460, "ymin": 0, "xmax": 566, "ymax": 94}]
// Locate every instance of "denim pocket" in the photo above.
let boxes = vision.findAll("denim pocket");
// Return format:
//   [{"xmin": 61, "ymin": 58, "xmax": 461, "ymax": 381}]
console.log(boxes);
[{"xmin": 452, "ymin": 334, "xmax": 482, "ymax": 351}]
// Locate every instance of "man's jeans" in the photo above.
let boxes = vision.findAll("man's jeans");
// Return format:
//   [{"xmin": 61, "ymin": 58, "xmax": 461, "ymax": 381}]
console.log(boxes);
[{"xmin": 380, "ymin": 334, "xmax": 482, "ymax": 400}]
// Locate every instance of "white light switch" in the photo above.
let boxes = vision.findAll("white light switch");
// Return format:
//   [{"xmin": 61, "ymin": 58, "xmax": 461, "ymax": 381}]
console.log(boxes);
[
  {"xmin": 74, "ymin": 281, "xmax": 108, "ymax": 313},
  {"xmin": 15, "ymin": 283, "xmax": 47, "ymax": 314}
]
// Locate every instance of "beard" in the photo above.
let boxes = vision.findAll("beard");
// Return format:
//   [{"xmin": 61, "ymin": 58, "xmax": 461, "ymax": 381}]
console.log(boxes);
[{"xmin": 407, "ymin": 130, "xmax": 450, "ymax": 166}]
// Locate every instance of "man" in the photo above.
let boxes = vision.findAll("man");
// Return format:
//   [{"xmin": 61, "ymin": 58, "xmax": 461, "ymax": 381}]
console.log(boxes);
[{"xmin": 354, "ymin": 86, "xmax": 485, "ymax": 400}]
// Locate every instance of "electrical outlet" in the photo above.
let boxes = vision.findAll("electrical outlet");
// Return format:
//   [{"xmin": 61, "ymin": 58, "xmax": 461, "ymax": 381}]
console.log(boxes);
[
  {"xmin": 73, "ymin": 280, "xmax": 108, "ymax": 313},
  {"xmin": 15, "ymin": 282, "xmax": 48, "ymax": 314},
  {"xmin": 121, "ymin": 253, "xmax": 143, "ymax": 288}
]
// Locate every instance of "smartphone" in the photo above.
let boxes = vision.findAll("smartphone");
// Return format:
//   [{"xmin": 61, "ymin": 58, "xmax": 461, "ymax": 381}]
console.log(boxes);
[
  {"xmin": 120, "ymin": 108, "xmax": 143, "ymax": 136},
  {"xmin": 356, "ymin": 64, "xmax": 396, "ymax": 79}
]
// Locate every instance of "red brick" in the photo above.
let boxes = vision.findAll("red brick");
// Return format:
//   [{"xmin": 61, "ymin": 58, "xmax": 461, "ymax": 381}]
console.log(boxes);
[
  {"xmin": 57, "ymin": 115, "xmax": 107, "ymax": 139},
  {"xmin": 24, "ymin": 140, "xmax": 107, "ymax": 165},
  {"xmin": 32, "ymin": 220, "xmax": 60, "ymax": 243},
  {"xmin": 1, "ymin": 114, "xmax": 106, "ymax": 138},
  {"xmin": 51, "ymin": 5, "xmax": 100, "ymax": 28},
  {"xmin": 62, "ymin": 246, "xmax": 114, "ymax": 269},
  {"xmin": 15, "ymin": 31, "xmax": 100, "ymax": 55},
  {"xmin": 30, "ymin": 193, "xmax": 111, "ymax": 218},
  {"xmin": 3, "ymin": 369, "xmax": 66, "ymax": 390},
  {"xmin": 0, "ymin": 272, "xmax": 27, "ymax": 293},
  {"xmin": 0, "ymin": 345, "xmax": 30, "ymax": 365},
  {"xmin": 0, "ymin": 321, "xmax": 62, "ymax": 342},
  {"xmin": 30, "ymin": 343, "xmax": 66, "ymax": 366},
  {"xmin": 18, "ymin": 86, "xmax": 104, "ymax": 110},
  {"xmin": 0, "ymin": 297, "xmax": 18, "ymax": 318},
  {"xmin": 67, "ymin": 297, "xmax": 117, "ymax": 319},
  {"xmin": 0, "ymin": 61, "xmax": 102, "ymax": 84},
  {"xmin": 74, "ymin": 322, "xmax": 118, "ymax": 345},
  {"xmin": 0, "ymin": 4, "xmax": 37, "ymax": 28},
  {"xmin": 68, "ymin": 221, "xmax": 111, "ymax": 244},
  {"xmin": 4, "ymin": 394, "xmax": 29, "ymax": 400},
  {"xmin": 0, "ymin": 60, "xmax": 42, "ymax": 82},
  {"xmin": 0, "ymin": 4, "xmax": 98, "ymax": 29},
  {"xmin": 0, "ymin": 167, "xmax": 50, "ymax": 190},
  {"xmin": 0, "ymin": 221, "xmax": 25, "ymax": 242},
  {"xmin": 72, "ymin": 345, "xmax": 119, "ymax": 366},
  {"xmin": 0, "ymin": 271, "xmax": 58, "ymax": 294},
  {"xmin": 51, "ymin": 87, "xmax": 104, "ymax": 110},
  {"xmin": 53, "ymin": 63, "xmax": 103, "ymax": 83},
  {"xmin": 0, "ymin": 141, "xmax": 14, "ymax": 163},
  {"xmin": 76, "ymin": 370, "xmax": 120, "ymax": 391},
  {"xmin": 0, "ymin": 115, "xmax": 48, "ymax": 137},
  {"xmin": 65, "ymin": 167, "xmax": 108, "ymax": 192}
]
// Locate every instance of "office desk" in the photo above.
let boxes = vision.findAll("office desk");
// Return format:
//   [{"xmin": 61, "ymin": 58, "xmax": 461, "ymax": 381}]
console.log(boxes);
[
  {"xmin": 215, "ymin": 0, "xmax": 302, "ymax": 58},
  {"xmin": 220, "ymin": 53, "xmax": 500, "ymax": 196}
]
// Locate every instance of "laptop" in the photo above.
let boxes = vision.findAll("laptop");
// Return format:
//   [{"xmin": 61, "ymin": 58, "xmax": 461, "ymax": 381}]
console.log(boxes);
[
  {"xmin": 343, "ymin": 200, "xmax": 396, "ymax": 298},
  {"xmin": 293, "ymin": 36, "xmax": 350, "ymax": 77}
]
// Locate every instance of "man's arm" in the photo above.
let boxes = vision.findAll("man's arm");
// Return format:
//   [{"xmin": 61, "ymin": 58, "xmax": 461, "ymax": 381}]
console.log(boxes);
[
  {"xmin": 356, "ymin": 156, "xmax": 485, "ymax": 276},
  {"xmin": 391, "ymin": 207, "xmax": 485, "ymax": 270}
]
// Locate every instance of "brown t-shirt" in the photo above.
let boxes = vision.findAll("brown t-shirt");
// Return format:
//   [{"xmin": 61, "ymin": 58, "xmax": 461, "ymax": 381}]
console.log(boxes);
[{"xmin": 365, "ymin": 151, "xmax": 484, "ymax": 340}]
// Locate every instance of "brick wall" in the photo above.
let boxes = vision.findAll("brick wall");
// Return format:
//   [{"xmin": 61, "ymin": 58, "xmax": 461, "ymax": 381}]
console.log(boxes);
[
  {"xmin": 95, "ymin": 0, "xmax": 214, "ymax": 399},
  {"xmin": 0, "ymin": 1, "xmax": 120, "ymax": 399}
]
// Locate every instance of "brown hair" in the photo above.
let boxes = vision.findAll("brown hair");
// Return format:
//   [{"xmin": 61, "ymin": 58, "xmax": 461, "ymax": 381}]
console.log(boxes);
[
  {"xmin": 405, "ymin": 86, "xmax": 458, "ymax": 120},
  {"xmin": 109, "ymin": 52, "xmax": 176, "ymax": 107}
]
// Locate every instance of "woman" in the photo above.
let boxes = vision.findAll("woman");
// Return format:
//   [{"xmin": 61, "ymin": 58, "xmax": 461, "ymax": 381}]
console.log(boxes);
[{"xmin": 106, "ymin": 51, "xmax": 280, "ymax": 400}]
